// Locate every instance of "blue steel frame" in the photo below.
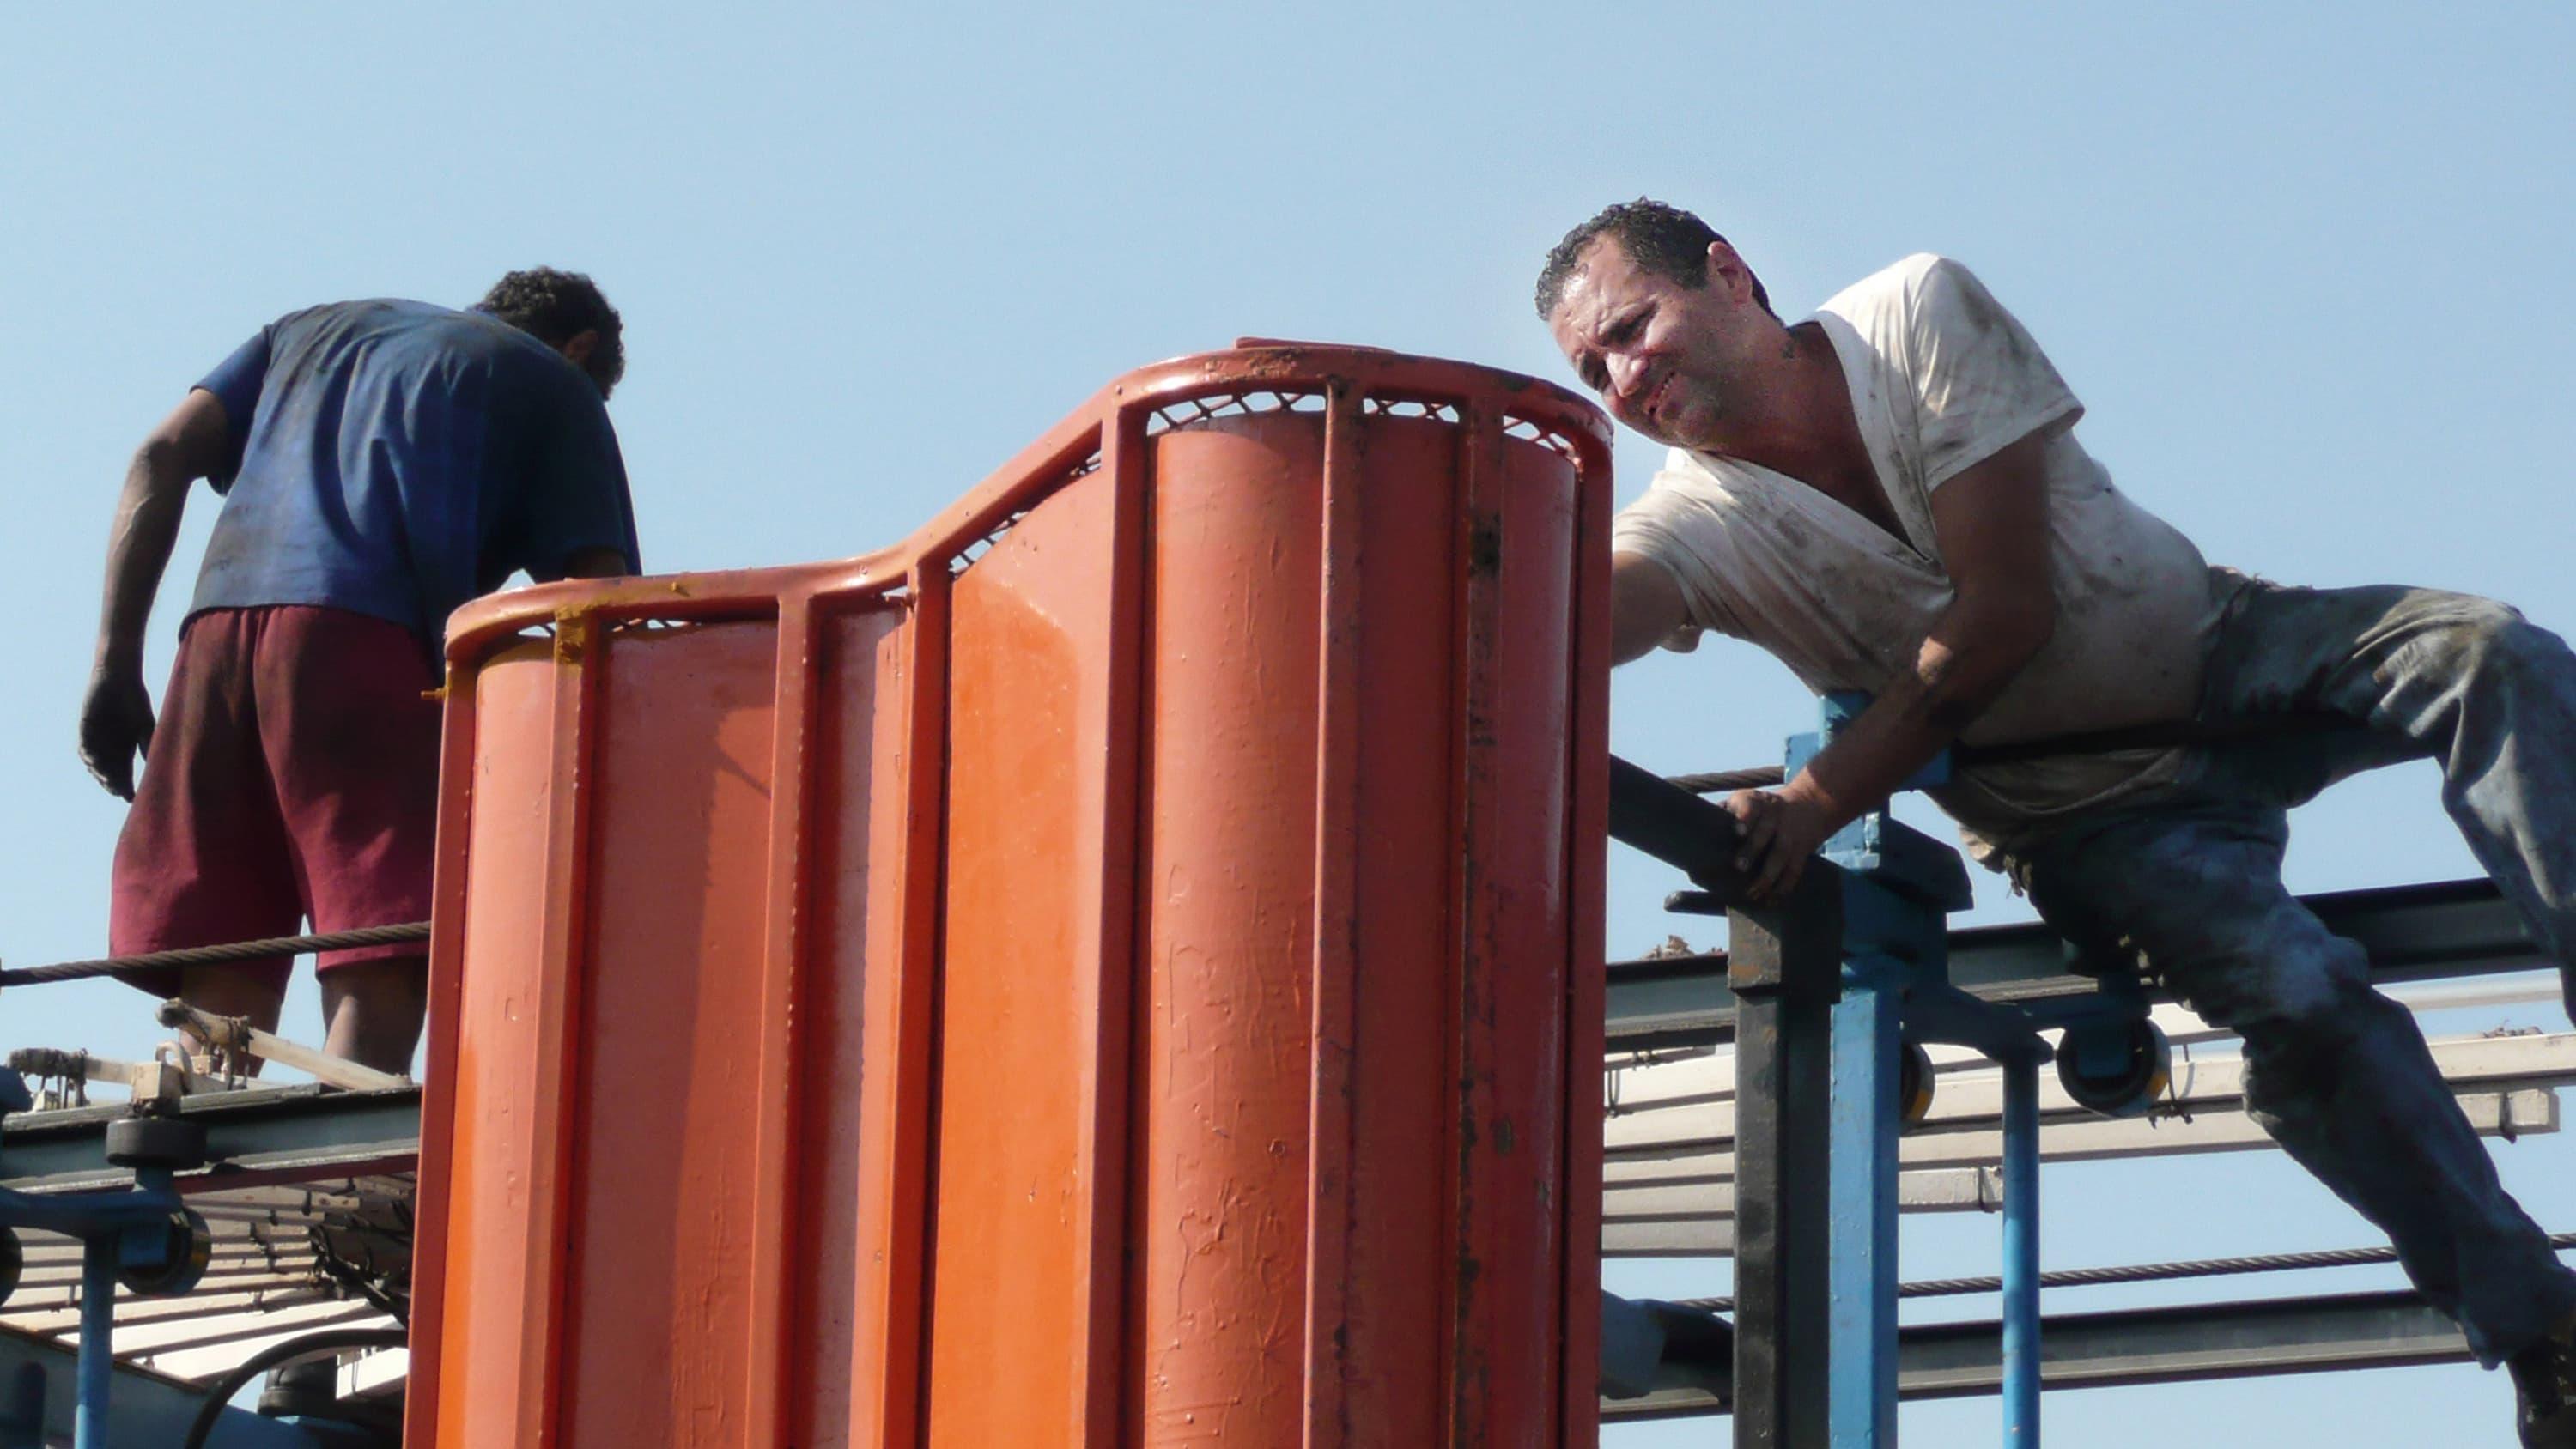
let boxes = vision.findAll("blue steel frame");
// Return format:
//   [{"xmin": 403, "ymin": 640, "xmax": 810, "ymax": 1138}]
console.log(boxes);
[
  {"xmin": 1601, "ymin": 712, "xmax": 2162, "ymax": 1446},
  {"xmin": 1792, "ymin": 695, "xmax": 2154, "ymax": 1449},
  {"xmin": 0, "ymin": 1068, "xmax": 216, "ymax": 1449}
]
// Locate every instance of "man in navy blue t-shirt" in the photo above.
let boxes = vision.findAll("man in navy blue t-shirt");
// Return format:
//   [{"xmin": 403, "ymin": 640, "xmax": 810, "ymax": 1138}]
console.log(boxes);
[{"xmin": 79, "ymin": 269, "xmax": 643, "ymax": 1073}]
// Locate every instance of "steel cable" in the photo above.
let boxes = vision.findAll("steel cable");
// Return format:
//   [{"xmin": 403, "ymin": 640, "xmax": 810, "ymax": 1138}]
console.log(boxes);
[
  {"xmin": 1674, "ymin": 1231, "xmax": 2576, "ymax": 1313},
  {"xmin": 1665, "ymin": 766, "xmax": 1789, "ymax": 794},
  {"xmin": 0, "ymin": 923, "xmax": 430, "ymax": 989}
]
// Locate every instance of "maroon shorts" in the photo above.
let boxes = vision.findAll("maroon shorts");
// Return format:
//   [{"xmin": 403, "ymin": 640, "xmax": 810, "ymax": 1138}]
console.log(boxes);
[{"xmin": 109, "ymin": 606, "xmax": 440, "ymax": 997}]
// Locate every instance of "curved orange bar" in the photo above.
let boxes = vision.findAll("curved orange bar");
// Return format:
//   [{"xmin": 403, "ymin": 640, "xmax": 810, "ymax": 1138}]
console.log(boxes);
[{"xmin": 404, "ymin": 343, "xmax": 1614, "ymax": 1448}]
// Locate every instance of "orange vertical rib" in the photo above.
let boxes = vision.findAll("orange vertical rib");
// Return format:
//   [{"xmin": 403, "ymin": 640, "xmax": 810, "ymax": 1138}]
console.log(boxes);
[
  {"xmin": 1303, "ymin": 380, "xmax": 1366, "ymax": 1449},
  {"xmin": 746, "ymin": 593, "xmax": 820, "ymax": 1446},
  {"xmin": 853, "ymin": 568, "xmax": 951, "ymax": 1449},
  {"xmin": 1076, "ymin": 417, "xmax": 1148, "ymax": 1446},
  {"xmin": 1446, "ymin": 403, "xmax": 1510, "ymax": 1444},
  {"xmin": 399, "ymin": 660, "xmax": 483, "ymax": 1449},
  {"xmin": 1557, "ymin": 426, "xmax": 1616, "ymax": 1448},
  {"xmin": 516, "ymin": 615, "xmax": 605, "ymax": 1446}
]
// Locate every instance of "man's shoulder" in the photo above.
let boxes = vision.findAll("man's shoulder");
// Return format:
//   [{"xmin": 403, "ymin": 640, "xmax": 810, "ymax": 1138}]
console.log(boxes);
[
  {"xmin": 267, "ymin": 297, "xmax": 450, "ymax": 338},
  {"xmin": 276, "ymin": 301, "xmax": 593, "ymax": 413},
  {"xmin": 277, "ymin": 300, "xmax": 548, "ymax": 363},
  {"xmin": 1629, "ymin": 446, "xmax": 1751, "ymax": 516},
  {"xmin": 1815, "ymin": 253, "xmax": 1958, "ymax": 325}
]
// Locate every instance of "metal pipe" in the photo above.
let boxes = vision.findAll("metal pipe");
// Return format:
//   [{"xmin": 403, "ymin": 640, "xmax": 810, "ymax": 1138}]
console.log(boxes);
[
  {"xmin": 75, "ymin": 1237, "xmax": 112, "ymax": 1449},
  {"xmin": 12, "ymin": 1253, "xmax": 314, "ymax": 1289},
  {"xmin": 122, "ymin": 1299, "xmax": 385, "ymax": 1357},
  {"xmin": 202, "ymin": 1191, "xmax": 374, "ymax": 1213},
  {"xmin": 1829, "ymin": 961, "xmax": 1901, "ymax": 1447},
  {"xmin": 2000, "ymin": 1055, "xmax": 2041, "ymax": 1445},
  {"xmin": 0, "ymin": 1288, "xmax": 329, "ymax": 1336},
  {"xmin": 15, "ymin": 1235, "xmax": 301, "ymax": 1267}
]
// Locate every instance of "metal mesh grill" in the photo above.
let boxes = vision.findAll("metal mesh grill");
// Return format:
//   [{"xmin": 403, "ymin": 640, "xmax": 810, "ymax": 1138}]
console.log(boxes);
[
  {"xmin": 947, "ymin": 385, "xmax": 1591, "ymax": 578},
  {"xmin": 1503, "ymin": 413, "xmax": 1583, "ymax": 465},
  {"xmin": 950, "ymin": 509, "xmax": 1031, "ymax": 575},
  {"xmin": 1145, "ymin": 389, "xmax": 1326, "ymax": 435},
  {"xmin": 1360, "ymin": 394, "xmax": 1461, "ymax": 424}
]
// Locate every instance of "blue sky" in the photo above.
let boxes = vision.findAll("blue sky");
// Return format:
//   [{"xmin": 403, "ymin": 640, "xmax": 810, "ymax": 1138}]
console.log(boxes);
[{"xmin": 4, "ymin": 3, "xmax": 2573, "ymax": 1442}]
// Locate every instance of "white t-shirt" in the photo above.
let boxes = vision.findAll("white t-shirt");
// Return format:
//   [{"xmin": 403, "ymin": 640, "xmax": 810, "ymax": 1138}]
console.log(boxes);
[{"xmin": 1610, "ymin": 253, "xmax": 2227, "ymax": 858}]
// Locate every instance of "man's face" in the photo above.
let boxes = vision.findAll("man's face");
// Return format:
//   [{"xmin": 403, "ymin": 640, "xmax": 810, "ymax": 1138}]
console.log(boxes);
[{"xmin": 1547, "ymin": 236, "xmax": 1768, "ymax": 451}]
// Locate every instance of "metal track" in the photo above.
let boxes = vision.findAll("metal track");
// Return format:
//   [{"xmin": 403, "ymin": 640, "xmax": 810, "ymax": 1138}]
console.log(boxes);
[
  {"xmin": 1607, "ymin": 876, "xmax": 2543, "ymax": 1050},
  {"xmin": 0, "ymin": 1084, "xmax": 419, "ymax": 1193},
  {"xmin": 1601, "ymin": 1289, "xmax": 2476, "ymax": 1421}
]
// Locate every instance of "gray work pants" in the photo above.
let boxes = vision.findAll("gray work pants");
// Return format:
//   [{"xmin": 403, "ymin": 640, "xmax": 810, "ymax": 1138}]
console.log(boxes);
[{"xmin": 2000, "ymin": 577, "xmax": 2576, "ymax": 1366}]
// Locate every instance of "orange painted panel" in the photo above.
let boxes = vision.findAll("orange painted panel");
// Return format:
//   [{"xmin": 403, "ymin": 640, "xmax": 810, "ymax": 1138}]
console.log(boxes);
[
  {"xmin": 418, "ymin": 611, "xmax": 908, "ymax": 1449},
  {"xmin": 556, "ymin": 624, "xmax": 781, "ymax": 1443},
  {"xmin": 922, "ymin": 471, "xmax": 1121, "ymax": 1446},
  {"xmin": 1455, "ymin": 438, "xmax": 1580, "ymax": 1446},
  {"xmin": 1132, "ymin": 410, "xmax": 1585, "ymax": 1448},
  {"xmin": 1136, "ymin": 415, "xmax": 1327, "ymax": 1447},
  {"xmin": 1336, "ymin": 418, "xmax": 1466, "ymax": 1444}
]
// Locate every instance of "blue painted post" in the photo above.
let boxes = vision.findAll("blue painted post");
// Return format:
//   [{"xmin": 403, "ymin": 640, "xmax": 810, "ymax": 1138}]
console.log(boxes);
[
  {"xmin": 1829, "ymin": 959, "xmax": 1901, "ymax": 1448},
  {"xmin": 74, "ymin": 1237, "xmax": 113, "ymax": 1449},
  {"xmin": 2000, "ymin": 1053, "xmax": 2042, "ymax": 1446}
]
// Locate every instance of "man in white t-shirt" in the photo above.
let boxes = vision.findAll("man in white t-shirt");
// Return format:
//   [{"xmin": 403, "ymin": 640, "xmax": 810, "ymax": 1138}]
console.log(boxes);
[{"xmin": 1538, "ymin": 198, "xmax": 2576, "ymax": 1445}]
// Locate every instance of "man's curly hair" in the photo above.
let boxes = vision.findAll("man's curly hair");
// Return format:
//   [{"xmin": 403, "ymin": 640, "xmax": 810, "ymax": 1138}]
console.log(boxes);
[
  {"xmin": 1534, "ymin": 197, "xmax": 1771, "ymax": 321},
  {"xmin": 475, "ymin": 268, "xmax": 625, "ymax": 397}
]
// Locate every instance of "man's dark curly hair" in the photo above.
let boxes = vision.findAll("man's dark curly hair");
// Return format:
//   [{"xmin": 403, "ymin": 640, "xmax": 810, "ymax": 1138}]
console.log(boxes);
[
  {"xmin": 1534, "ymin": 197, "xmax": 1771, "ymax": 321},
  {"xmin": 475, "ymin": 268, "xmax": 625, "ymax": 397}
]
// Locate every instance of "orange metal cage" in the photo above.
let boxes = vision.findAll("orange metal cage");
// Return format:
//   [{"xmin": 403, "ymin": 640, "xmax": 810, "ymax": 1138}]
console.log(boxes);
[{"xmin": 404, "ymin": 343, "xmax": 1616, "ymax": 1448}]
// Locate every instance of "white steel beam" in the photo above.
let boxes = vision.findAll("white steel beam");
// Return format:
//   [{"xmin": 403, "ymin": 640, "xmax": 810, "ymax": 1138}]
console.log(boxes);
[
  {"xmin": 1605, "ymin": 1030, "xmax": 2576, "ymax": 1160},
  {"xmin": 1601, "ymin": 1088, "xmax": 2556, "ymax": 1253}
]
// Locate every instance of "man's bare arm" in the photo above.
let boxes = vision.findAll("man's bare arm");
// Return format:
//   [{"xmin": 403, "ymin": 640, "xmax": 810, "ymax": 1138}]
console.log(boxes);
[
  {"xmin": 1727, "ymin": 431, "xmax": 2058, "ymax": 899},
  {"xmin": 81, "ymin": 390, "xmax": 232, "ymax": 799},
  {"xmin": 1611, "ymin": 551, "xmax": 1687, "ymax": 665}
]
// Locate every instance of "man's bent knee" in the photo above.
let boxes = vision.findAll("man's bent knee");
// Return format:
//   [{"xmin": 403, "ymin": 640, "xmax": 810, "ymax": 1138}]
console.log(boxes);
[{"xmin": 2234, "ymin": 979, "xmax": 2415, "ymax": 1121}]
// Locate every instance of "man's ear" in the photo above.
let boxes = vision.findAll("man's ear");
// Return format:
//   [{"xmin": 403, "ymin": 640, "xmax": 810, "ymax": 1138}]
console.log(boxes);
[
  {"xmin": 1704, "ymin": 239, "xmax": 1750, "ymax": 304},
  {"xmin": 559, "ymin": 329, "xmax": 600, "ymax": 368}
]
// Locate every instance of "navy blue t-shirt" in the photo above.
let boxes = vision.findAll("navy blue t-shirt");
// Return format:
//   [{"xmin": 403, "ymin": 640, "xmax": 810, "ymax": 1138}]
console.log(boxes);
[{"xmin": 189, "ymin": 299, "xmax": 641, "ymax": 645}]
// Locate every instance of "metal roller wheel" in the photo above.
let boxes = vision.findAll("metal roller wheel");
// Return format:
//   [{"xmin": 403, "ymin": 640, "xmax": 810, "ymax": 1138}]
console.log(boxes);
[
  {"xmin": 2057, "ymin": 1018, "xmax": 2172, "ymax": 1119},
  {"xmin": 1897, "ymin": 1038, "xmax": 1936, "ymax": 1128},
  {"xmin": 118, "ymin": 1209, "xmax": 213, "ymax": 1297},
  {"xmin": 105, "ymin": 1114, "xmax": 208, "ymax": 1171}
]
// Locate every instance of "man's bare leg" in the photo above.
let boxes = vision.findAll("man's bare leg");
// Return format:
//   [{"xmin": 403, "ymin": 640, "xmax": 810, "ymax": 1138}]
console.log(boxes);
[
  {"xmin": 175, "ymin": 963, "xmax": 288, "ymax": 1078},
  {"xmin": 319, "ymin": 956, "xmax": 428, "ymax": 1076}
]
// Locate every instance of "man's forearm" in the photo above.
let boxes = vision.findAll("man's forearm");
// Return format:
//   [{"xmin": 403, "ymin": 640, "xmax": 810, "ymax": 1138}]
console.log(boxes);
[
  {"xmin": 94, "ymin": 444, "xmax": 193, "ymax": 670},
  {"xmin": 1779, "ymin": 600, "xmax": 2052, "ymax": 830}
]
